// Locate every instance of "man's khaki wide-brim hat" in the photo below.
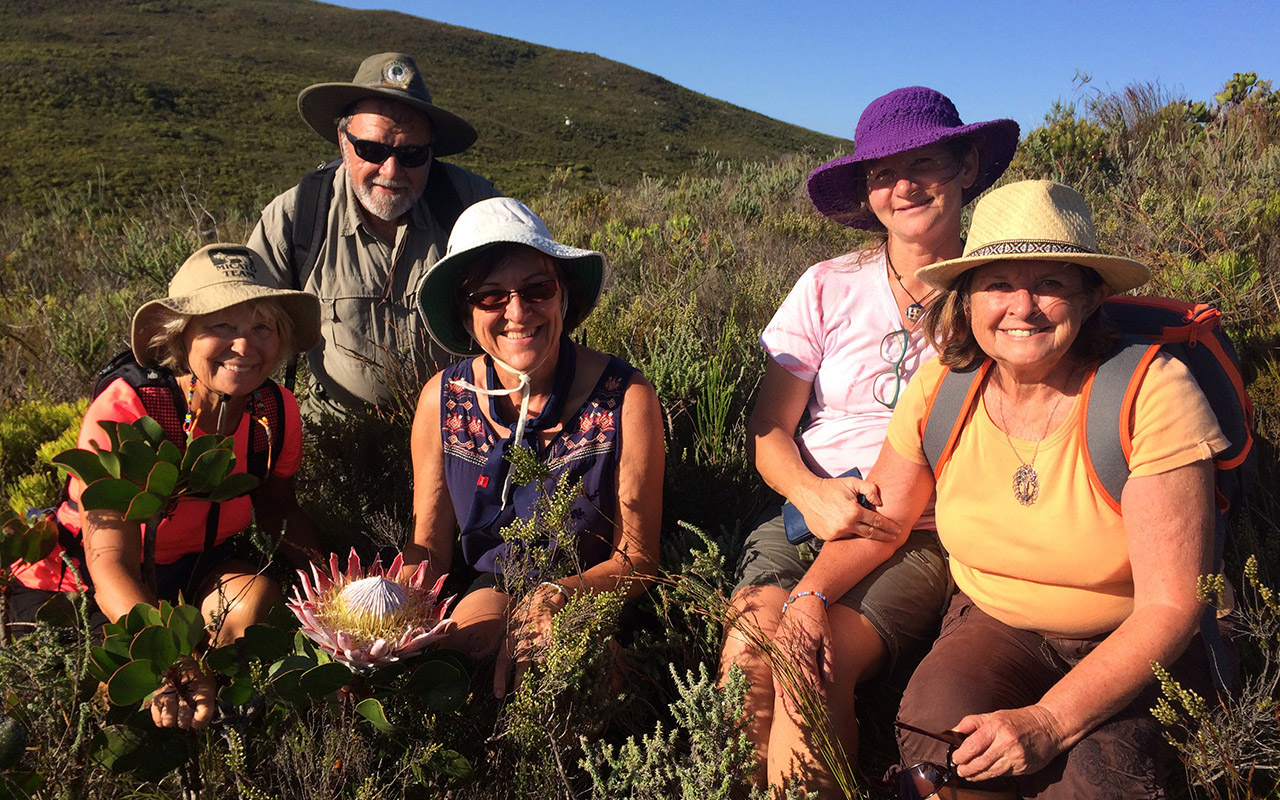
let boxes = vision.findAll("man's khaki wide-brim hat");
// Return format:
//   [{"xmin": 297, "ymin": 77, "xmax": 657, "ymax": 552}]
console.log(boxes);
[
  {"xmin": 298, "ymin": 52, "xmax": 478, "ymax": 157},
  {"xmin": 916, "ymin": 180, "xmax": 1151, "ymax": 293},
  {"xmin": 131, "ymin": 244, "xmax": 321, "ymax": 367}
]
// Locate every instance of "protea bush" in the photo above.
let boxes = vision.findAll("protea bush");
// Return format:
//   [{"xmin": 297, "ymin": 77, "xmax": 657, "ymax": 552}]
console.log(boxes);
[{"xmin": 288, "ymin": 548, "xmax": 455, "ymax": 670}]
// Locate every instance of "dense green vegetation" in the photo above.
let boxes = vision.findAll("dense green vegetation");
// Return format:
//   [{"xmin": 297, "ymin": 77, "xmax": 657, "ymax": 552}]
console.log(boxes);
[
  {"xmin": 0, "ymin": 0, "xmax": 845, "ymax": 208},
  {"xmin": 3, "ymin": 2, "xmax": 1280, "ymax": 796}
]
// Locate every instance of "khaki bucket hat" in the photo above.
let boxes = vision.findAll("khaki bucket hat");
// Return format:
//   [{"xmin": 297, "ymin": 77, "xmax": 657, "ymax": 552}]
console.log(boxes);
[
  {"xmin": 131, "ymin": 244, "xmax": 321, "ymax": 367},
  {"xmin": 417, "ymin": 198, "xmax": 606, "ymax": 357},
  {"xmin": 916, "ymin": 180, "xmax": 1151, "ymax": 293},
  {"xmin": 298, "ymin": 52, "xmax": 478, "ymax": 157}
]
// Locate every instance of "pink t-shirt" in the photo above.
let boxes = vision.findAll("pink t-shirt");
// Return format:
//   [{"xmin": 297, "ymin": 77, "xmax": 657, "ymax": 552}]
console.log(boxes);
[
  {"xmin": 13, "ymin": 378, "xmax": 303, "ymax": 592},
  {"xmin": 761, "ymin": 248, "xmax": 936, "ymax": 526}
]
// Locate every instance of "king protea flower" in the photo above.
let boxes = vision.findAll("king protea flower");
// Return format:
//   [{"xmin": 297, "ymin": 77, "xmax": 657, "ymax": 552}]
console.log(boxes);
[{"xmin": 287, "ymin": 549, "xmax": 455, "ymax": 670}]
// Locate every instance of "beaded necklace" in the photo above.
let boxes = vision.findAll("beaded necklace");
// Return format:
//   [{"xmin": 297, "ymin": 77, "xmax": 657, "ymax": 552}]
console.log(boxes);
[{"xmin": 183, "ymin": 374, "xmax": 266, "ymax": 440}]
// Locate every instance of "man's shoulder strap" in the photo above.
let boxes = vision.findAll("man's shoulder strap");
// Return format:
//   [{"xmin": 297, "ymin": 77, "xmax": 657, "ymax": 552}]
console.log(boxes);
[
  {"xmin": 425, "ymin": 160, "xmax": 467, "ymax": 233},
  {"xmin": 289, "ymin": 159, "xmax": 342, "ymax": 291}
]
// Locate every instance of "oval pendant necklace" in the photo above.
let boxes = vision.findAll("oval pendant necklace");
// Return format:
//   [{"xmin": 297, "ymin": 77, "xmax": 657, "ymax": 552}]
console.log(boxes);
[{"xmin": 994, "ymin": 373, "xmax": 1073, "ymax": 506}]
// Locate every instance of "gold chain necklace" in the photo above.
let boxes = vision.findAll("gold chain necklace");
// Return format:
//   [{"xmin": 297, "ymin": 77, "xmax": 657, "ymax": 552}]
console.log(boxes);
[
  {"xmin": 993, "ymin": 369, "xmax": 1076, "ymax": 506},
  {"xmin": 886, "ymin": 250, "xmax": 938, "ymax": 322}
]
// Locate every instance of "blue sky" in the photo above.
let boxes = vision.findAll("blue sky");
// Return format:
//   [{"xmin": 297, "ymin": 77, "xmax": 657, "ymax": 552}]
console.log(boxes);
[{"xmin": 329, "ymin": 0, "xmax": 1280, "ymax": 140}]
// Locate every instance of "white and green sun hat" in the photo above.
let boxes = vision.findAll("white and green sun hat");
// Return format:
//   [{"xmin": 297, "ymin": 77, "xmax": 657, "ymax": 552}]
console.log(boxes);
[{"xmin": 417, "ymin": 197, "xmax": 606, "ymax": 357}]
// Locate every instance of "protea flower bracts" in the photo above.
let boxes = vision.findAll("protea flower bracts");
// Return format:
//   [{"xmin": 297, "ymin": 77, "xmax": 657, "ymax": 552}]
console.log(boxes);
[{"xmin": 287, "ymin": 549, "xmax": 454, "ymax": 670}]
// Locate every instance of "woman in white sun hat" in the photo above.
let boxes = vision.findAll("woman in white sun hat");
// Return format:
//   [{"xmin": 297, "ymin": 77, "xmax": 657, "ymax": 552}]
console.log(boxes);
[
  {"xmin": 10, "ymin": 243, "xmax": 325, "ymax": 728},
  {"xmin": 408, "ymin": 197, "xmax": 664, "ymax": 698}
]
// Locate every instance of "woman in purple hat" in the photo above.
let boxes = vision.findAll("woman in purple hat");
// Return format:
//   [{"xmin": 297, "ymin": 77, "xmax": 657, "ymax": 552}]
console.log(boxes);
[{"xmin": 718, "ymin": 86, "xmax": 1018, "ymax": 794}]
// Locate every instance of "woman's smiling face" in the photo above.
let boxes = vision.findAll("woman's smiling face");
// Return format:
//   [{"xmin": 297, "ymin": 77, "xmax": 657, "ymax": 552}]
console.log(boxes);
[
  {"xmin": 465, "ymin": 246, "xmax": 564, "ymax": 376},
  {"xmin": 864, "ymin": 143, "xmax": 978, "ymax": 244},
  {"xmin": 967, "ymin": 260, "xmax": 1106, "ymax": 374},
  {"xmin": 183, "ymin": 301, "xmax": 281, "ymax": 397}
]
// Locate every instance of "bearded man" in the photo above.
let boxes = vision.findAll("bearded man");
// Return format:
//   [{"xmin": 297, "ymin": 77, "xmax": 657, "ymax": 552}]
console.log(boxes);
[{"xmin": 249, "ymin": 52, "xmax": 500, "ymax": 416}]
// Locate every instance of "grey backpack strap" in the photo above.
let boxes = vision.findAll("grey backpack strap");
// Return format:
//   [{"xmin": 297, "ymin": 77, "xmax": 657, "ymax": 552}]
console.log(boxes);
[
  {"xmin": 921, "ymin": 361, "xmax": 989, "ymax": 475},
  {"xmin": 1084, "ymin": 336, "xmax": 1157, "ymax": 508}
]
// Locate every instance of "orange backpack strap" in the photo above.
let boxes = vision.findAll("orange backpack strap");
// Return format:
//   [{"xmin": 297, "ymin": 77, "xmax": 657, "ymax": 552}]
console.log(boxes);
[{"xmin": 921, "ymin": 360, "xmax": 992, "ymax": 477}]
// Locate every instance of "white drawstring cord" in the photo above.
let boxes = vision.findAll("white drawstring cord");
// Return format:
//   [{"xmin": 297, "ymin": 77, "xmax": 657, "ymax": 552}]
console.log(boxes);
[{"xmin": 448, "ymin": 354, "xmax": 531, "ymax": 508}]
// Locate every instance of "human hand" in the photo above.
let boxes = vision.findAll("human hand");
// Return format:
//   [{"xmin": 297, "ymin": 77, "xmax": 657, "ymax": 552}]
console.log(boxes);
[
  {"xmin": 493, "ymin": 582, "xmax": 568, "ymax": 699},
  {"xmin": 950, "ymin": 705, "xmax": 1066, "ymax": 781},
  {"xmin": 771, "ymin": 592, "xmax": 833, "ymax": 715},
  {"xmin": 803, "ymin": 476, "xmax": 897, "ymax": 543},
  {"xmin": 149, "ymin": 655, "xmax": 216, "ymax": 730}
]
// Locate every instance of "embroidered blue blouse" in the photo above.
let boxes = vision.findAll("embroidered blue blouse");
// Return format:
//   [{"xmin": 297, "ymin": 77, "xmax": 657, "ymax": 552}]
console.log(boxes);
[{"xmin": 440, "ymin": 355, "xmax": 637, "ymax": 575}]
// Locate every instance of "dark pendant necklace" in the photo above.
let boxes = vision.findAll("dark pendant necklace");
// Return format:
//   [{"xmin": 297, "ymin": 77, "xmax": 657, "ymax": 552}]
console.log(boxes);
[{"xmin": 886, "ymin": 250, "xmax": 936, "ymax": 322}]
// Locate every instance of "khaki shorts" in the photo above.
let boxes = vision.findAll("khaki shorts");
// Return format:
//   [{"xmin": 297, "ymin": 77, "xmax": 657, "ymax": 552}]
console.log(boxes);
[{"xmin": 731, "ymin": 507, "xmax": 953, "ymax": 670}]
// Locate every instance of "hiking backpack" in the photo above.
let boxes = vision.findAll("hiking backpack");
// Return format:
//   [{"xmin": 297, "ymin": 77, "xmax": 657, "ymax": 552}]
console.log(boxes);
[{"xmin": 919, "ymin": 296, "xmax": 1255, "ymax": 689}]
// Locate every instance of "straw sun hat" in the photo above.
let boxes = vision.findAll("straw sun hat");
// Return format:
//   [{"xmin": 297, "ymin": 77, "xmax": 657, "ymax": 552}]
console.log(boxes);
[
  {"xmin": 807, "ymin": 86, "xmax": 1020, "ymax": 230},
  {"xmin": 298, "ymin": 52, "xmax": 477, "ymax": 157},
  {"xmin": 131, "ymin": 244, "xmax": 321, "ymax": 367},
  {"xmin": 417, "ymin": 197, "xmax": 606, "ymax": 357},
  {"xmin": 915, "ymin": 180, "xmax": 1151, "ymax": 293}
]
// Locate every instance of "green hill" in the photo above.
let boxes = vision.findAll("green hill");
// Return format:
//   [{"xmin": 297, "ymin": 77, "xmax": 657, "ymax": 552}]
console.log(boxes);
[{"xmin": 0, "ymin": 0, "xmax": 848, "ymax": 209}]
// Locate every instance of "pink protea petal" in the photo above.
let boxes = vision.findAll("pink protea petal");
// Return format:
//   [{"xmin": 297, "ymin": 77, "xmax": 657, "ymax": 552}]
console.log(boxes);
[
  {"xmin": 406, "ymin": 560, "xmax": 429, "ymax": 590},
  {"xmin": 388, "ymin": 552, "xmax": 405, "ymax": 578},
  {"xmin": 367, "ymin": 639, "xmax": 390, "ymax": 660},
  {"xmin": 345, "ymin": 547, "xmax": 361, "ymax": 579}
]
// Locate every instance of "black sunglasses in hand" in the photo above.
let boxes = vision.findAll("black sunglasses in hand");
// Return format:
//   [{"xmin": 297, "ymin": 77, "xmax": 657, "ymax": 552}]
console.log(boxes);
[
  {"xmin": 343, "ymin": 131, "xmax": 433, "ymax": 168},
  {"xmin": 889, "ymin": 722, "xmax": 966, "ymax": 800}
]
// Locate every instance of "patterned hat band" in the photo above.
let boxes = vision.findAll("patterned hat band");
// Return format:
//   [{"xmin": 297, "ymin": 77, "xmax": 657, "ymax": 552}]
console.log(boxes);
[{"xmin": 965, "ymin": 240, "xmax": 1098, "ymax": 259}]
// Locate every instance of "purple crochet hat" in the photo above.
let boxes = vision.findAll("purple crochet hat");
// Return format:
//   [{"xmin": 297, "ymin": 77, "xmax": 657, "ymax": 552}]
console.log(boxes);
[{"xmin": 807, "ymin": 86, "xmax": 1020, "ymax": 230}]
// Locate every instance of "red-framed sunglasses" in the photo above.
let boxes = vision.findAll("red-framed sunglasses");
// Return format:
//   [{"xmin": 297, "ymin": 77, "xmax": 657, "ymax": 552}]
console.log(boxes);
[{"xmin": 465, "ymin": 279, "xmax": 560, "ymax": 311}]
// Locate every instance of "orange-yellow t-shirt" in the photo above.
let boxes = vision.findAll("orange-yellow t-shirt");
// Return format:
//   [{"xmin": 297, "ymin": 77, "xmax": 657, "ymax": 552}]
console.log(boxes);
[{"xmin": 887, "ymin": 354, "xmax": 1229, "ymax": 638}]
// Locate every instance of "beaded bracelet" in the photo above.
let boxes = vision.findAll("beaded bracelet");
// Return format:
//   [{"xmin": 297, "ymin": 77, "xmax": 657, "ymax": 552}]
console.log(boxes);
[{"xmin": 781, "ymin": 590, "xmax": 829, "ymax": 615}]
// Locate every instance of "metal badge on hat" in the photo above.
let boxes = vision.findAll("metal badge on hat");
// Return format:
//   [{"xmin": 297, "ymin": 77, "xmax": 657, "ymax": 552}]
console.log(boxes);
[{"xmin": 382, "ymin": 60, "xmax": 413, "ymax": 88}]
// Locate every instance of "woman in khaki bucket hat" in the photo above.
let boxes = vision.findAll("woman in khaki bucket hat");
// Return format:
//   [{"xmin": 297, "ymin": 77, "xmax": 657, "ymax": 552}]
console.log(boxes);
[{"xmin": 11, "ymin": 244, "xmax": 325, "ymax": 729}]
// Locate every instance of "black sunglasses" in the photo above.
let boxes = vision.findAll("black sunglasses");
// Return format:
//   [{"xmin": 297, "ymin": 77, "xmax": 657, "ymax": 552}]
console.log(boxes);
[
  {"xmin": 342, "ymin": 131, "xmax": 432, "ymax": 168},
  {"xmin": 465, "ymin": 279, "xmax": 560, "ymax": 311},
  {"xmin": 889, "ymin": 722, "xmax": 965, "ymax": 800}
]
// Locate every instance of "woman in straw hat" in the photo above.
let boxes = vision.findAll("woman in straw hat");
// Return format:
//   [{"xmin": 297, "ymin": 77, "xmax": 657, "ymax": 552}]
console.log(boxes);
[
  {"xmin": 718, "ymin": 86, "xmax": 1018, "ymax": 793},
  {"xmin": 10, "ymin": 244, "xmax": 324, "ymax": 728},
  {"xmin": 795, "ymin": 180, "xmax": 1226, "ymax": 797},
  {"xmin": 408, "ymin": 197, "xmax": 664, "ymax": 698}
]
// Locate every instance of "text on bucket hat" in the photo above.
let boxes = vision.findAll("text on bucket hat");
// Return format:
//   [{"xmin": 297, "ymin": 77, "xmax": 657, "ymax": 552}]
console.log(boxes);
[
  {"xmin": 914, "ymin": 180, "xmax": 1151, "ymax": 293},
  {"xmin": 298, "ymin": 52, "xmax": 478, "ymax": 157},
  {"xmin": 806, "ymin": 86, "xmax": 1020, "ymax": 230},
  {"xmin": 417, "ymin": 198, "xmax": 606, "ymax": 357},
  {"xmin": 131, "ymin": 244, "xmax": 322, "ymax": 367}
]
